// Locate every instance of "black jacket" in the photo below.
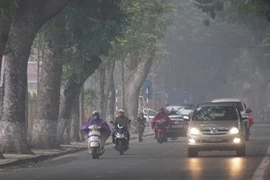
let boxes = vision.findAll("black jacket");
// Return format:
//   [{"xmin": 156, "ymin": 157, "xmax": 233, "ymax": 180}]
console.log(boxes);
[{"xmin": 136, "ymin": 117, "xmax": 147, "ymax": 125}]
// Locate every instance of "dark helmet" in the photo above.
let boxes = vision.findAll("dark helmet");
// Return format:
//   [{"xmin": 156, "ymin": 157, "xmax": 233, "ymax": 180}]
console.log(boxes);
[{"xmin": 92, "ymin": 111, "xmax": 100, "ymax": 118}]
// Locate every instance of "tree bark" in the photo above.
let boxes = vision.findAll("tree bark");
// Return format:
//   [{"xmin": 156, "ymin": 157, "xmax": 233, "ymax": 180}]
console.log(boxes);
[
  {"xmin": 57, "ymin": 84, "xmax": 81, "ymax": 145},
  {"xmin": 63, "ymin": 119, "xmax": 71, "ymax": 145},
  {"xmin": 0, "ymin": 0, "xmax": 69, "ymax": 154},
  {"xmin": 121, "ymin": 59, "xmax": 125, "ymax": 109},
  {"xmin": 31, "ymin": 39, "xmax": 65, "ymax": 149},
  {"xmin": 70, "ymin": 94, "xmax": 80, "ymax": 142},
  {"xmin": 99, "ymin": 68, "xmax": 106, "ymax": 118},
  {"xmin": 103, "ymin": 59, "xmax": 116, "ymax": 119},
  {"xmin": 57, "ymin": 56, "xmax": 102, "ymax": 144},
  {"xmin": 109, "ymin": 74, "xmax": 116, "ymax": 121},
  {"xmin": 124, "ymin": 49, "xmax": 156, "ymax": 122},
  {"xmin": 0, "ymin": 7, "xmax": 13, "ymax": 118}
]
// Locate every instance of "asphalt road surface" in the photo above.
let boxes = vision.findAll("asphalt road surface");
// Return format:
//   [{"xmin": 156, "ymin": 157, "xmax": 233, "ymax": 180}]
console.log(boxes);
[{"xmin": 1, "ymin": 122, "xmax": 270, "ymax": 180}]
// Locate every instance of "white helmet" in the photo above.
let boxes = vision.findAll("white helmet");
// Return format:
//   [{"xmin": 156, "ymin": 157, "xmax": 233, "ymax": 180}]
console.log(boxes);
[
  {"xmin": 92, "ymin": 110, "xmax": 98, "ymax": 114},
  {"xmin": 118, "ymin": 109, "xmax": 124, "ymax": 113}
]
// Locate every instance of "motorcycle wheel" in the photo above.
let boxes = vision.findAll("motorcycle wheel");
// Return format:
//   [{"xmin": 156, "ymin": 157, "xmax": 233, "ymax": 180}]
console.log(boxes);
[
  {"xmin": 91, "ymin": 147, "xmax": 99, "ymax": 159},
  {"xmin": 157, "ymin": 132, "xmax": 163, "ymax": 144},
  {"xmin": 138, "ymin": 133, "xmax": 143, "ymax": 142},
  {"xmin": 119, "ymin": 141, "xmax": 124, "ymax": 155}
]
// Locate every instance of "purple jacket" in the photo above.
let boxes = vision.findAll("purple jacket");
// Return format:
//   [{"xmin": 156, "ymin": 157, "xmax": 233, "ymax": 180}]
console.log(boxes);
[{"xmin": 81, "ymin": 118, "xmax": 111, "ymax": 134}]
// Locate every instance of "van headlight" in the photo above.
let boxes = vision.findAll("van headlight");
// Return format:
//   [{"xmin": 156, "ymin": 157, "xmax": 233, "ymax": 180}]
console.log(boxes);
[
  {"xmin": 229, "ymin": 127, "xmax": 239, "ymax": 134},
  {"xmin": 189, "ymin": 128, "xmax": 200, "ymax": 135}
]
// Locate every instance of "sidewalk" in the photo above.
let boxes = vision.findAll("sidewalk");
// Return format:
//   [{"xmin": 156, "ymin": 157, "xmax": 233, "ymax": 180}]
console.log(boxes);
[{"xmin": 0, "ymin": 132, "xmax": 154, "ymax": 169}]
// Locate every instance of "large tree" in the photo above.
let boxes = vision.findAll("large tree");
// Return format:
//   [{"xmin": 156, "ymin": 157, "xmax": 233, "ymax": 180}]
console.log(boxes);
[
  {"xmin": 111, "ymin": 0, "xmax": 173, "ymax": 120},
  {"xmin": 0, "ymin": 0, "xmax": 69, "ymax": 154},
  {"xmin": 0, "ymin": 0, "xmax": 18, "ymax": 159},
  {"xmin": 31, "ymin": 12, "xmax": 68, "ymax": 148},
  {"xmin": 57, "ymin": 0, "xmax": 126, "ymax": 144}
]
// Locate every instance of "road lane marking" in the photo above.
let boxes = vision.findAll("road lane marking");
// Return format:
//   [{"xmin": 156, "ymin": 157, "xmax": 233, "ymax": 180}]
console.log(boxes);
[{"xmin": 252, "ymin": 145, "xmax": 270, "ymax": 180}]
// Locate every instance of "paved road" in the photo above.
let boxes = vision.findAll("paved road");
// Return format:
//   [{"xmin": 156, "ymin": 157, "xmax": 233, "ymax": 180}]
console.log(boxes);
[{"xmin": 1, "ymin": 122, "xmax": 270, "ymax": 180}]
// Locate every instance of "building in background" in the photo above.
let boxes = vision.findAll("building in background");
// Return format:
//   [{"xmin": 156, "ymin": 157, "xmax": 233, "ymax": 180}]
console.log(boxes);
[{"xmin": 28, "ymin": 62, "xmax": 40, "ymax": 93}]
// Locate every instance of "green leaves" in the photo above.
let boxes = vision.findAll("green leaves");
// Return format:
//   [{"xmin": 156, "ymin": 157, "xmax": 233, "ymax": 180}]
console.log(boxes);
[
  {"xmin": 60, "ymin": 0, "xmax": 127, "ymax": 87},
  {"xmin": 111, "ymin": 0, "xmax": 173, "ymax": 59}
]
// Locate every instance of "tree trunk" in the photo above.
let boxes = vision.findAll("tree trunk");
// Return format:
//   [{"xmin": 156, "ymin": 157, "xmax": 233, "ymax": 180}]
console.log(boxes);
[
  {"xmin": 109, "ymin": 74, "xmax": 116, "ymax": 121},
  {"xmin": 57, "ymin": 56, "xmax": 102, "ymax": 144},
  {"xmin": 63, "ymin": 120, "xmax": 71, "ymax": 145},
  {"xmin": 103, "ymin": 59, "xmax": 116, "ymax": 120},
  {"xmin": 0, "ymin": 22, "xmax": 38, "ymax": 154},
  {"xmin": 70, "ymin": 94, "xmax": 80, "ymax": 142},
  {"xmin": 124, "ymin": 50, "xmax": 155, "ymax": 122},
  {"xmin": 57, "ymin": 85, "xmax": 81, "ymax": 145},
  {"xmin": 0, "ymin": 0, "xmax": 69, "ymax": 154},
  {"xmin": 0, "ymin": 8, "xmax": 13, "ymax": 118},
  {"xmin": 79, "ymin": 86, "xmax": 85, "ymax": 141},
  {"xmin": 99, "ymin": 68, "xmax": 106, "ymax": 118},
  {"xmin": 121, "ymin": 59, "xmax": 125, "ymax": 109},
  {"xmin": 31, "ymin": 41, "xmax": 64, "ymax": 149}
]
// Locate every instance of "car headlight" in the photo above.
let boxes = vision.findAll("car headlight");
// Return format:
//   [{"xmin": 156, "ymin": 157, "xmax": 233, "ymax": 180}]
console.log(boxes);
[
  {"xmin": 189, "ymin": 128, "xmax": 200, "ymax": 135},
  {"xmin": 229, "ymin": 127, "xmax": 239, "ymax": 134}
]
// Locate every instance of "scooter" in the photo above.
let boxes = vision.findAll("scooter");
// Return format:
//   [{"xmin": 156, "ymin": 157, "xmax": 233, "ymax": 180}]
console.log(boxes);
[
  {"xmin": 88, "ymin": 124, "xmax": 103, "ymax": 159},
  {"xmin": 154, "ymin": 119, "xmax": 167, "ymax": 144},
  {"xmin": 110, "ymin": 121, "xmax": 130, "ymax": 155}
]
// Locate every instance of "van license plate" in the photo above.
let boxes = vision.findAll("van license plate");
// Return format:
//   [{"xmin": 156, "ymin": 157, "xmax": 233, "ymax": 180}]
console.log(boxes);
[{"xmin": 210, "ymin": 138, "xmax": 222, "ymax": 142}]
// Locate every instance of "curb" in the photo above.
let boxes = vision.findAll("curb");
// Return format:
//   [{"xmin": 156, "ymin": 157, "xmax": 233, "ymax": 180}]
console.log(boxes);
[{"xmin": 0, "ymin": 132, "xmax": 154, "ymax": 169}]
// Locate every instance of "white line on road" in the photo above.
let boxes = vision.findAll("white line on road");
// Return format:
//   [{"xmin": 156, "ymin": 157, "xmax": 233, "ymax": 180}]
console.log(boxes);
[{"xmin": 252, "ymin": 145, "xmax": 270, "ymax": 180}]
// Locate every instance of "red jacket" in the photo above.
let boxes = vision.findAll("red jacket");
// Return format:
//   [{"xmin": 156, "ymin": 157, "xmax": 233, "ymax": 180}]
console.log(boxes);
[
  {"xmin": 152, "ymin": 112, "xmax": 171, "ymax": 125},
  {"xmin": 248, "ymin": 113, "xmax": 254, "ymax": 128}
]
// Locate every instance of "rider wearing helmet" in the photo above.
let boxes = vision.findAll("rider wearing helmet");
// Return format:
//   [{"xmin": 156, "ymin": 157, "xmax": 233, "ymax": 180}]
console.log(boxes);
[
  {"xmin": 81, "ymin": 111, "xmax": 111, "ymax": 151},
  {"xmin": 112, "ymin": 109, "xmax": 131, "ymax": 147},
  {"xmin": 152, "ymin": 107, "xmax": 172, "ymax": 138}
]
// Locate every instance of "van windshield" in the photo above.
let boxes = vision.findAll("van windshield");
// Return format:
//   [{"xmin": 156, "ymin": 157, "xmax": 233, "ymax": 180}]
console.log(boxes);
[{"xmin": 193, "ymin": 106, "xmax": 238, "ymax": 121}]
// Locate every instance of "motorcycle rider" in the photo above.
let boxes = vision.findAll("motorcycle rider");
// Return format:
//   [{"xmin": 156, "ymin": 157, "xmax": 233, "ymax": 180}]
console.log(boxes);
[
  {"xmin": 152, "ymin": 107, "xmax": 171, "ymax": 138},
  {"xmin": 81, "ymin": 111, "xmax": 111, "ymax": 152},
  {"xmin": 112, "ymin": 109, "xmax": 130, "ymax": 148},
  {"xmin": 136, "ymin": 112, "xmax": 147, "ymax": 141}
]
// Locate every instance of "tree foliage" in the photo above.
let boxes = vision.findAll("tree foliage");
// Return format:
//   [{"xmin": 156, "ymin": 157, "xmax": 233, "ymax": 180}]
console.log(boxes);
[{"xmin": 61, "ymin": 0, "xmax": 127, "ymax": 88}]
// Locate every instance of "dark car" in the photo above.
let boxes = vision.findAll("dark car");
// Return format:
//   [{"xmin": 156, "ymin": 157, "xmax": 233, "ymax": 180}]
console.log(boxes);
[{"xmin": 165, "ymin": 104, "xmax": 195, "ymax": 140}]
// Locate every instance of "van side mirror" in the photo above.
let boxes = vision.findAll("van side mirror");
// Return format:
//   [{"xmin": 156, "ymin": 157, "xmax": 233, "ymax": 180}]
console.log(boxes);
[
  {"xmin": 183, "ymin": 115, "xmax": 190, "ymax": 121},
  {"xmin": 246, "ymin": 108, "xmax": 252, "ymax": 113}
]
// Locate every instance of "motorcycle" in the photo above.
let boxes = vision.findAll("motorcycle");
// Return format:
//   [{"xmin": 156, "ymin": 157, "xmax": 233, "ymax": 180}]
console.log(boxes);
[
  {"xmin": 88, "ymin": 124, "xmax": 103, "ymax": 159},
  {"xmin": 112, "ymin": 123, "xmax": 130, "ymax": 155},
  {"xmin": 154, "ymin": 119, "xmax": 167, "ymax": 144}
]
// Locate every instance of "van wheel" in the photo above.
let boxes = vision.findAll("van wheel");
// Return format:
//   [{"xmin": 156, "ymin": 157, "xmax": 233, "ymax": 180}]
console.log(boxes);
[
  {"xmin": 245, "ymin": 128, "xmax": 250, "ymax": 141},
  {"xmin": 188, "ymin": 148, "xmax": 198, "ymax": 157},
  {"xmin": 236, "ymin": 146, "xmax": 246, "ymax": 157}
]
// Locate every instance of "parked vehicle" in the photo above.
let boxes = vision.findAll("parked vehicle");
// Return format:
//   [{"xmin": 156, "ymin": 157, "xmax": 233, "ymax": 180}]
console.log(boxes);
[
  {"xmin": 211, "ymin": 98, "xmax": 252, "ymax": 141},
  {"xmin": 165, "ymin": 104, "xmax": 195, "ymax": 140},
  {"xmin": 187, "ymin": 103, "xmax": 247, "ymax": 157},
  {"xmin": 88, "ymin": 124, "xmax": 103, "ymax": 159}
]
